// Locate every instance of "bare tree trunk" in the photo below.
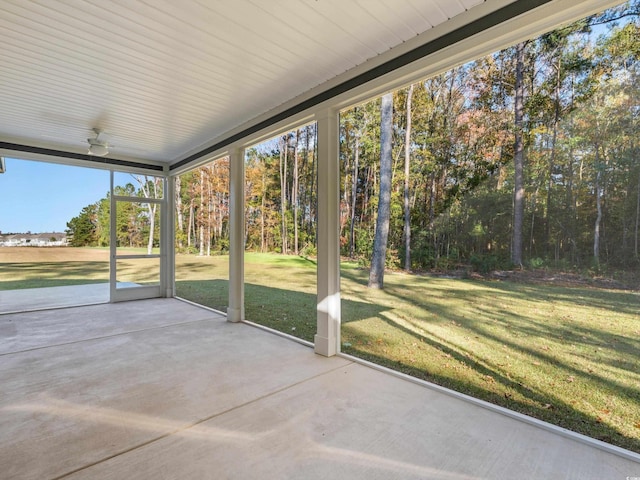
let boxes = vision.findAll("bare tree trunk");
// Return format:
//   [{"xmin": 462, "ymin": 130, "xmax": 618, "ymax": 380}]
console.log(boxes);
[
  {"xmin": 567, "ymin": 75, "xmax": 577, "ymax": 264},
  {"xmin": 429, "ymin": 171, "xmax": 436, "ymax": 257},
  {"xmin": 594, "ymin": 146, "xmax": 602, "ymax": 267},
  {"xmin": 175, "ymin": 175, "xmax": 184, "ymax": 248},
  {"xmin": 261, "ymin": 168, "xmax": 266, "ymax": 253},
  {"xmin": 308, "ymin": 124, "xmax": 317, "ymax": 236},
  {"xmin": 545, "ymin": 61, "xmax": 561, "ymax": 254},
  {"xmin": 530, "ymin": 185, "xmax": 539, "ymax": 257},
  {"xmin": 279, "ymin": 136, "xmax": 288, "ymax": 254},
  {"xmin": 349, "ymin": 136, "xmax": 360, "ymax": 257},
  {"xmin": 635, "ymin": 165, "xmax": 640, "ymax": 259},
  {"xmin": 511, "ymin": 41, "xmax": 526, "ymax": 268},
  {"xmin": 403, "ymin": 84, "xmax": 413, "ymax": 272},
  {"xmin": 207, "ymin": 170, "xmax": 212, "ymax": 256},
  {"xmin": 199, "ymin": 169, "xmax": 205, "ymax": 256},
  {"xmin": 147, "ymin": 203, "xmax": 156, "ymax": 255},
  {"xmin": 132, "ymin": 175, "xmax": 159, "ymax": 255},
  {"xmin": 188, "ymin": 199, "xmax": 194, "ymax": 248},
  {"xmin": 369, "ymin": 93, "xmax": 393, "ymax": 289},
  {"xmin": 293, "ymin": 130, "xmax": 300, "ymax": 255}
]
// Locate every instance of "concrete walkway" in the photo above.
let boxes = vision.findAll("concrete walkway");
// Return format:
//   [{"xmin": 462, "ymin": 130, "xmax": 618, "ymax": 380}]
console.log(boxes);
[{"xmin": 0, "ymin": 299, "xmax": 638, "ymax": 479}]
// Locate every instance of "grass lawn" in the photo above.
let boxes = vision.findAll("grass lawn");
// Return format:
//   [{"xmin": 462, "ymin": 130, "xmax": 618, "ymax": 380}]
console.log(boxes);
[{"xmin": 2, "ymin": 248, "xmax": 639, "ymax": 452}]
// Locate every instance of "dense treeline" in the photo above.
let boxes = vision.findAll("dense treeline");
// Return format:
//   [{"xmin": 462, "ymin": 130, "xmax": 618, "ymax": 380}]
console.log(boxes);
[{"xmin": 67, "ymin": 3, "xmax": 639, "ymax": 278}]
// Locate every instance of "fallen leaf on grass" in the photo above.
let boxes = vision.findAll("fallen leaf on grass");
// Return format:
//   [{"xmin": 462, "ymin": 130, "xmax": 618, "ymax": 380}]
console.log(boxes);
[
  {"xmin": 543, "ymin": 403, "xmax": 554, "ymax": 410},
  {"xmin": 634, "ymin": 422, "xmax": 640, "ymax": 429},
  {"xmin": 566, "ymin": 375, "xmax": 575, "ymax": 383}
]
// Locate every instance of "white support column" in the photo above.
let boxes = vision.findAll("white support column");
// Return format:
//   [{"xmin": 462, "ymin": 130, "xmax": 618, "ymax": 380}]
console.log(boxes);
[
  {"xmin": 162, "ymin": 172, "xmax": 175, "ymax": 298},
  {"xmin": 315, "ymin": 109, "xmax": 341, "ymax": 357},
  {"xmin": 228, "ymin": 147, "xmax": 245, "ymax": 322}
]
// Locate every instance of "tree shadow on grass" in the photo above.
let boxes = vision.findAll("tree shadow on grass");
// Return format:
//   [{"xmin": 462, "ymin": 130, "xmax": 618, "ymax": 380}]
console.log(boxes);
[
  {"xmin": 381, "ymin": 279, "xmax": 640, "ymax": 392},
  {"xmin": 175, "ymin": 279, "xmax": 387, "ymax": 343},
  {"xmin": 474, "ymin": 279, "xmax": 640, "ymax": 317},
  {"xmin": 342, "ymin": 316, "xmax": 640, "ymax": 453}
]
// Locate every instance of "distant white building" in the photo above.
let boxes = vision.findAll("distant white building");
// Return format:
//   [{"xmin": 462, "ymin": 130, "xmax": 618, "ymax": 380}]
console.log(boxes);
[{"xmin": 0, "ymin": 232, "xmax": 68, "ymax": 247}]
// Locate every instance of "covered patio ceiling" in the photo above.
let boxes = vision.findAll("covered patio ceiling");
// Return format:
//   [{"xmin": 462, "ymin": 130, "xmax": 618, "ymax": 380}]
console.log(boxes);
[{"xmin": 0, "ymin": 0, "xmax": 623, "ymax": 173}]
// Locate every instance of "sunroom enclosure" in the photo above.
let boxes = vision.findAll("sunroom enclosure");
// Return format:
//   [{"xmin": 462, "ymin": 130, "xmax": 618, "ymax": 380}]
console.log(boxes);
[{"xmin": 1, "ymin": 0, "xmax": 637, "ymax": 464}]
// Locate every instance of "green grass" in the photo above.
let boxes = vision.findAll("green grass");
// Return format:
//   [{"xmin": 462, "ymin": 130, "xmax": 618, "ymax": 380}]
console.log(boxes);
[{"xmin": 3, "ymin": 250, "xmax": 639, "ymax": 452}]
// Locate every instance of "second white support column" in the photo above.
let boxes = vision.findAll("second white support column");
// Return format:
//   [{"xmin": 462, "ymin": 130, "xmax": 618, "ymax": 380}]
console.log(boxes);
[
  {"xmin": 228, "ymin": 147, "xmax": 245, "ymax": 323},
  {"xmin": 315, "ymin": 109, "xmax": 341, "ymax": 356}
]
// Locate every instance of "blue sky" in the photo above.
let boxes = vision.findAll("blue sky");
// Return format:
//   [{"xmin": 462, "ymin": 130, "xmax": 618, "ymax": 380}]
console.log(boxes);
[{"xmin": 0, "ymin": 158, "xmax": 110, "ymax": 233}]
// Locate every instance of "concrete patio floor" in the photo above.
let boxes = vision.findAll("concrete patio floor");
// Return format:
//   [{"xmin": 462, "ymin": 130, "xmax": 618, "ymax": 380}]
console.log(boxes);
[{"xmin": 1, "ymin": 298, "xmax": 638, "ymax": 479}]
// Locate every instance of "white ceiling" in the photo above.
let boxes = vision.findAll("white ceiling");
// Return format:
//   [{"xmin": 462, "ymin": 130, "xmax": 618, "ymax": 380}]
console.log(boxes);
[{"xmin": 0, "ymin": 0, "xmax": 619, "ymax": 170}]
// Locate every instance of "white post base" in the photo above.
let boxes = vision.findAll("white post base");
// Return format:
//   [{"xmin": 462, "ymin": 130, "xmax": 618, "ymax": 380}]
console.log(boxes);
[{"xmin": 227, "ymin": 306, "xmax": 243, "ymax": 323}]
